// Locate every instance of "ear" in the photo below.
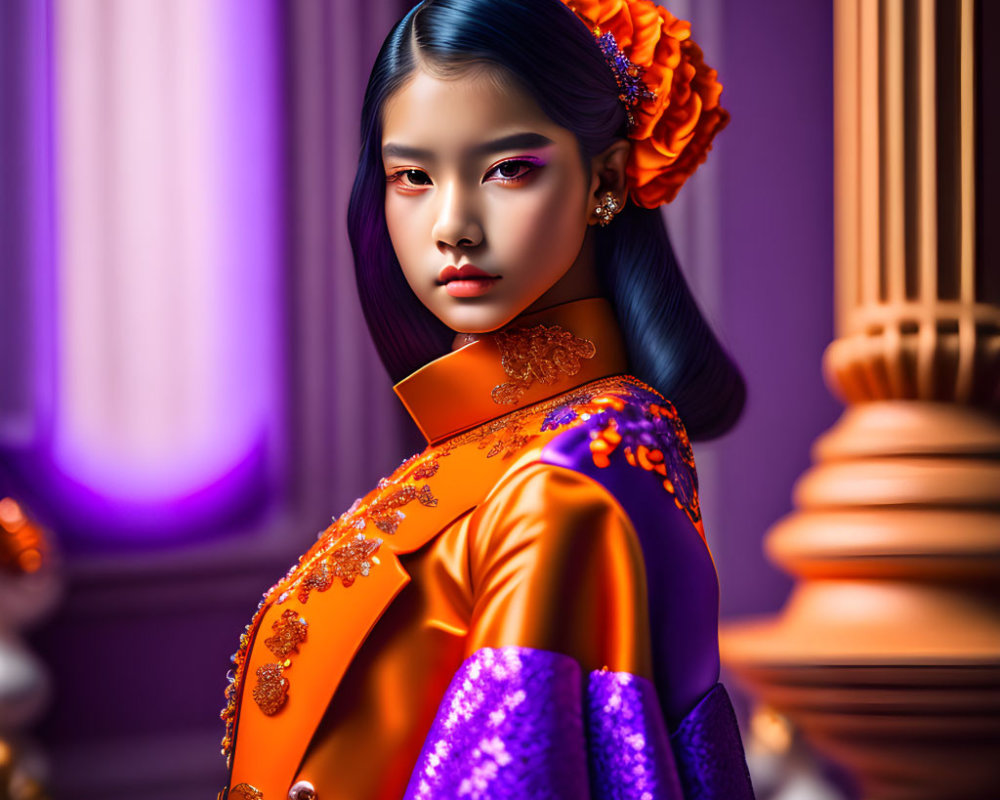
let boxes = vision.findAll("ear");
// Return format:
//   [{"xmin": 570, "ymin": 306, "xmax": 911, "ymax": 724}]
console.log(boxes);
[{"xmin": 587, "ymin": 139, "xmax": 631, "ymax": 226}]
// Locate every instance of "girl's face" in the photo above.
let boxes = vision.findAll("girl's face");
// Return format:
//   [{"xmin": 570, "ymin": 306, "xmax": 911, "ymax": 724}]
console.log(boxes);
[{"xmin": 382, "ymin": 65, "xmax": 597, "ymax": 333}]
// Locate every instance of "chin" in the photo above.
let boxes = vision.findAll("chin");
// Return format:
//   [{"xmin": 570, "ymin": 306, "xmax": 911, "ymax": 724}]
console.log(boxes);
[{"xmin": 433, "ymin": 301, "xmax": 526, "ymax": 335}]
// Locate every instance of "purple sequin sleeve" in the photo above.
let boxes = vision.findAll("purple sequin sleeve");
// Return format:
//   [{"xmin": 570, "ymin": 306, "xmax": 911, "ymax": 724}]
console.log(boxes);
[
  {"xmin": 587, "ymin": 670, "xmax": 684, "ymax": 799},
  {"xmin": 404, "ymin": 647, "xmax": 753, "ymax": 800},
  {"xmin": 403, "ymin": 647, "xmax": 591, "ymax": 800}
]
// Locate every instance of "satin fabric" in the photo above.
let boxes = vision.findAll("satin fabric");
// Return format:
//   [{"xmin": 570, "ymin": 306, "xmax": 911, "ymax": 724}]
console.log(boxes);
[
  {"xmin": 222, "ymin": 299, "xmax": 746, "ymax": 799},
  {"xmin": 297, "ymin": 460, "xmax": 654, "ymax": 799},
  {"xmin": 394, "ymin": 298, "xmax": 628, "ymax": 444},
  {"xmin": 542, "ymin": 421, "xmax": 720, "ymax": 726}
]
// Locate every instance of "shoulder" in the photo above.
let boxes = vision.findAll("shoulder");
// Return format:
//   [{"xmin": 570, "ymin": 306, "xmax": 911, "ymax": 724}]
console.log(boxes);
[
  {"xmin": 470, "ymin": 459, "xmax": 642, "ymax": 568},
  {"xmin": 465, "ymin": 458, "xmax": 654, "ymax": 674},
  {"xmin": 535, "ymin": 378, "xmax": 702, "ymax": 534},
  {"xmin": 466, "ymin": 376, "xmax": 701, "ymax": 569}
]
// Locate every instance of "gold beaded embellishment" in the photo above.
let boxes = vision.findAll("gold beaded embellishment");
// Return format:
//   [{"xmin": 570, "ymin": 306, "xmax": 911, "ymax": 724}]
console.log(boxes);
[
  {"xmin": 491, "ymin": 323, "xmax": 597, "ymax": 405},
  {"xmin": 228, "ymin": 784, "xmax": 263, "ymax": 800},
  {"xmin": 251, "ymin": 662, "xmax": 289, "ymax": 716},
  {"xmin": 219, "ymin": 375, "xmax": 678, "ymax": 765},
  {"xmin": 248, "ymin": 608, "xmax": 309, "ymax": 716},
  {"xmin": 220, "ymin": 449, "xmax": 444, "ymax": 763},
  {"xmin": 294, "ymin": 533, "xmax": 384, "ymax": 604},
  {"xmin": 263, "ymin": 608, "xmax": 308, "ymax": 658}
]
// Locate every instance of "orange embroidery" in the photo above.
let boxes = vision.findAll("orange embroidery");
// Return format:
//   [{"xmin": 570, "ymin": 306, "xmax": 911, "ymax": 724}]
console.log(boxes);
[
  {"xmin": 252, "ymin": 661, "xmax": 289, "ymax": 716},
  {"xmin": 220, "ymin": 449, "xmax": 442, "ymax": 762},
  {"xmin": 411, "ymin": 459, "xmax": 440, "ymax": 480},
  {"xmin": 228, "ymin": 784, "xmax": 263, "ymax": 800},
  {"xmin": 491, "ymin": 324, "xmax": 597, "ymax": 405},
  {"xmin": 243, "ymin": 608, "xmax": 311, "ymax": 717},
  {"xmin": 296, "ymin": 534, "xmax": 383, "ymax": 604},
  {"xmin": 570, "ymin": 395, "xmax": 702, "ymax": 529},
  {"xmin": 369, "ymin": 484, "xmax": 437, "ymax": 535},
  {"xmin": 220, "ymin": 375, "xmax": 659, "ymax": 765},
  {"xmin": 460, "ymin": 415, "xmax": 535, "ymax": 460},
  {"xmin": 264, "ymin": 609, "xmax": 308, "ymax": 659}
]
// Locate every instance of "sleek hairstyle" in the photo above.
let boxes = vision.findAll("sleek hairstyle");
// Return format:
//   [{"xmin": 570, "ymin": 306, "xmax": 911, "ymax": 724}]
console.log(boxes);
[{"xmin": 347, "ymin": 0, "xmax": 745, "ymax": 439}]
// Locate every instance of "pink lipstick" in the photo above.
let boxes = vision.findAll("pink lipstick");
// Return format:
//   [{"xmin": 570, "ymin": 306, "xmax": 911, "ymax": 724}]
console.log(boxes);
[{"xmin": 437, "ymin": 264, "xmax": 501, "ymax": 298}]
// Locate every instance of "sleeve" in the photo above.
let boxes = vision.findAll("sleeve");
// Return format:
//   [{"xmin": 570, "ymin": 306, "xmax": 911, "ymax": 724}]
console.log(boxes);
[
  {"xmin": 465, "ymin": 462, "xmax": 654, "ymax": 678},
  {"xmin": 403, "ymin": 463, "xmax": 686, "ymax": 800},
  {"xmin": 402, "ymin": 460, "xmax": 756, "ymax": 800}
]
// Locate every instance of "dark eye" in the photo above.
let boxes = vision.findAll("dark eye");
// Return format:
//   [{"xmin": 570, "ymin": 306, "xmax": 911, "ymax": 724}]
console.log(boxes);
[
  {"xmin": 487, "ymin": 159, "xmax": 537, "ymax": 183},
  {"xmin": 401, "ymin": 169, "xmax": 431, "ymax": 185},
  {"xmin": 387, "ymin": 168, "xmax": 432, "ymax": 188}
]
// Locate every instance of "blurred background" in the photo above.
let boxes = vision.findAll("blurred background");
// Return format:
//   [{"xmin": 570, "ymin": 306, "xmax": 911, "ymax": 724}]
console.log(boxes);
[{"xmin": 1, "ymin": 0, "xmax": 845, "ymax": 797}]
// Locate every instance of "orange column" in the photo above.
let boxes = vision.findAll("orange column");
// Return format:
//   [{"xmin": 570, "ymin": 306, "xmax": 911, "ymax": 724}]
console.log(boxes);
[{"xmin": 722, "ymin": 1, "xmax": 1000, "ymax": 797}]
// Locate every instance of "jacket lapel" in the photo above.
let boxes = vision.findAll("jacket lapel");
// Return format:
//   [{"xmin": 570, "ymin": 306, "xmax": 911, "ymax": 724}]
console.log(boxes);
[
  {"xmin": 229, "ymin": 552, "xmax": 409, "ymax": 798},
  {"xmin": 228, "ymin": 416, "xmax": 563, "ymax": 797}
]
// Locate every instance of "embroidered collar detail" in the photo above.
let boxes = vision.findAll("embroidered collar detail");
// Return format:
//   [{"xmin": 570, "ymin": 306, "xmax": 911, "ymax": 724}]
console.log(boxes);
[
  {"xmin": 491, "ymin": 323, "xmax": 597, "ymax": 405},
  {"xmin": 394, "ymin": 298, "xmax": 628, "ymax": 444}
]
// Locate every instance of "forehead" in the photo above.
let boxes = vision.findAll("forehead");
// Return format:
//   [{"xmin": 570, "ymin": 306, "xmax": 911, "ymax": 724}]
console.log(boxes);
[{"xmin": 381, "ymin": 65, "xmax": 563, "ymax": 152}]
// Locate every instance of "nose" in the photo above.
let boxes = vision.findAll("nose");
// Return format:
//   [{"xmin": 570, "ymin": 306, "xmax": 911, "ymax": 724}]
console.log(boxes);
[{"xmin": 431, "ymin": 181, "xmax": 483, "ymax": 252}]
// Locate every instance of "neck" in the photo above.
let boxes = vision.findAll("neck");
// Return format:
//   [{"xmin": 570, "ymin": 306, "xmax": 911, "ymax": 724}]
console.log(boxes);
[{"xmin": 449, "ymin": 229, "xmax": 601, "ymax": 351}]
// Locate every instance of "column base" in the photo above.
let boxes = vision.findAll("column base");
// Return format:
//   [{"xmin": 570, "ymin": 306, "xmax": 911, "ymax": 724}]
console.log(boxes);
[{"xmin": 722, "ymin": 401, "xmax": 1000, "ymax": 799}]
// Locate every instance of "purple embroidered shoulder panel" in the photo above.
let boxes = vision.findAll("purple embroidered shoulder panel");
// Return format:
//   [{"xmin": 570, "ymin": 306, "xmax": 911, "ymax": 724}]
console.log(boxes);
[
  {"xmin": 540, "ymin": 386, "xmax": 721, "ymax": 727},
  {"xmin": 403, "ymin": 647, "xmax": 754, "ymax": 800},
  {"xmin": 539, "ymin": 382, "xmax": 700, "ymax": 529}
]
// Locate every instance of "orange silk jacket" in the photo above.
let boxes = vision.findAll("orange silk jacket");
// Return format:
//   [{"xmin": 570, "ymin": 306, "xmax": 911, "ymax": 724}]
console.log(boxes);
[{"xmin": 219, "ymin": 298, "xmax": 717, "ymax": 800}]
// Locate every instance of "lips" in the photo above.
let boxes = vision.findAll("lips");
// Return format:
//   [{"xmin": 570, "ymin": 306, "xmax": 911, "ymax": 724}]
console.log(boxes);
[
  {"xmin": 437, "ymin": 264, "xmax": 498, "ymax": 284},
  {"xmin": 437, "ymin": 264, "xmax": 501, "ymax": 298}
]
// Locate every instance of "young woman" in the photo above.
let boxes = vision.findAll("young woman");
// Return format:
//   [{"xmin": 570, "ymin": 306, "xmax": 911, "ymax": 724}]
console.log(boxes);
[{"xmin": 218, "ymin": 0, "xmax": 753, "ymax": 798}]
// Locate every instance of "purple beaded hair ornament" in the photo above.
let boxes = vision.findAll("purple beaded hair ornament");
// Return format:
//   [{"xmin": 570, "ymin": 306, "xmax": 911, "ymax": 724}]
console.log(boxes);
[{"xmin": 593, "ymin": 28, "xmax": 656, "ymax": 128}]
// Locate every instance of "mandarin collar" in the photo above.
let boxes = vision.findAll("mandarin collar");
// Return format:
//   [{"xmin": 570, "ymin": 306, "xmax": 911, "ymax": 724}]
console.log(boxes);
[{"xmin": 394, "ymin": 298, "xmax": 628, "ymax": 444}]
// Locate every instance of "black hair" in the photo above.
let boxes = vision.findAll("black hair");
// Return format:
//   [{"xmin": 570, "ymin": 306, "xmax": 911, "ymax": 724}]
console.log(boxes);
[{"xmin": 347, "ymin": 0, "xmax": 744, "ymax": 439}]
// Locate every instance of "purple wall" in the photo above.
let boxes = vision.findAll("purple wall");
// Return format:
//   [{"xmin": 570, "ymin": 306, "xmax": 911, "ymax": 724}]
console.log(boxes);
[
  {"xmin": 714, "ymin": 0, "xmax": 841, "ymax": 620},
  {"xmin": 16, "ymin": 0, "xmax": 842, "ymax": 796}
]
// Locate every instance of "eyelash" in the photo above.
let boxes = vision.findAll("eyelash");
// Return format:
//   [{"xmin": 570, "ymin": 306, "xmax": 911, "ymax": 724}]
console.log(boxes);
[
  {"xmin": 386, "ymin": 158, "xmax": 542, "ymax": 189},
  {"xmin": 485, "ymin": 158, "xmax": 540, "ymax": 184}
]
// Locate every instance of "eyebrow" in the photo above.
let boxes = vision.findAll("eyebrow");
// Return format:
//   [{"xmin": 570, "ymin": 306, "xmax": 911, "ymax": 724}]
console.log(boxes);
[{"xmin": 382, "ymin": 132, "xmax": 555, "ymax": 161}]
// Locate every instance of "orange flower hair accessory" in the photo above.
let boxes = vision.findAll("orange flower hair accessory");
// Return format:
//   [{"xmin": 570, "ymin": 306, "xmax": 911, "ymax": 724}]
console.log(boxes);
[{"xmin": 564, "ymin": 0, "xmax": 729, "ymax": 208}]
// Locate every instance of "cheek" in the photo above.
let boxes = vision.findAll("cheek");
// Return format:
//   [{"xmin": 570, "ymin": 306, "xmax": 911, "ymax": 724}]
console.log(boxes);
[{"xmin": 494, "ymin": 180, "xmax": 587, "ymax": 261}]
